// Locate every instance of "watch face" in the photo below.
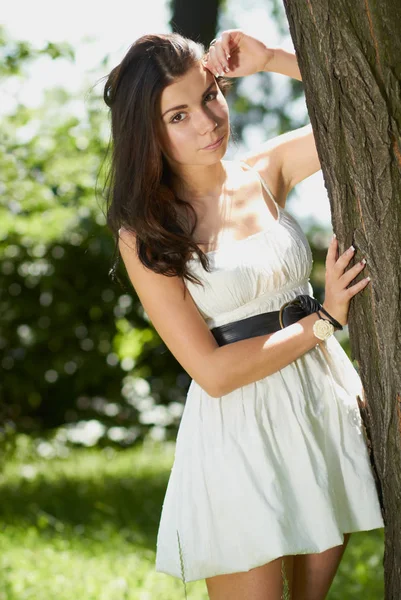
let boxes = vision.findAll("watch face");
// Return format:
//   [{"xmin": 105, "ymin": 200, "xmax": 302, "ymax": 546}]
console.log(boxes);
[{"xmin": 315, "ymin": 319, "xmax": 334, "ymax": 338}]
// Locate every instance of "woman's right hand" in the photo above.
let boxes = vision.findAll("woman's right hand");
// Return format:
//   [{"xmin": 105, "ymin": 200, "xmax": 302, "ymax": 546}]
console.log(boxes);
[{"xmin": 322, "ymin": 235, "xmax": 371, "ymax": 327}]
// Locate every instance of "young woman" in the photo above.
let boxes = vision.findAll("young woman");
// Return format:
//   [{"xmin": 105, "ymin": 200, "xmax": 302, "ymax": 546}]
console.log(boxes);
[{"xmin": 103, "ymin": 29, "xmax": 384, "ymax": 600}]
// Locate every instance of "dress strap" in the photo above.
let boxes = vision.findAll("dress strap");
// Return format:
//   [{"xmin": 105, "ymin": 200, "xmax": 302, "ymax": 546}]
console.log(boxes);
[{"xmin": 239, "ymin": 160, "xmax": 279, "ymax": 212}]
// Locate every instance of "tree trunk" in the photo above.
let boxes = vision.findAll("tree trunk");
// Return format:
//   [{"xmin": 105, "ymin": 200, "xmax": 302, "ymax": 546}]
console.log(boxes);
[
  {"xmin": 282, "ymin": 0, "xmax": 401, "ymax": 597},
  {"xmin": 169, "ymin": 0, "xmax": 220, "ymax": 47}
]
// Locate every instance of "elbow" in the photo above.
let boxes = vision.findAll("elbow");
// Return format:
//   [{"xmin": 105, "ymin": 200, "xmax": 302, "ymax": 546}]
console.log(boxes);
[
  {"xmin": 187, "ymin": 366, "xmax": 221, "ymax": 397},
  {"xmin": 204, "ymin": 370, "xmax": 225, "ymax": 398},
  {"xmin": 208, "ymin": 359, "xmax": 235, "ymax": 397},
  {"xmin": 209, "ymin": 384, "xmax": 222, "ymax": 398},
  {"xmin": 208, "ymin": 373, "xmax": 227, "ymax": 398},
  {"xmin": 205, "ymin": 378, "xmax": 222, "ymax": 398},
  {"xmin": 197, "ymin": 350, "xmax": 226, "ymax": 398}
]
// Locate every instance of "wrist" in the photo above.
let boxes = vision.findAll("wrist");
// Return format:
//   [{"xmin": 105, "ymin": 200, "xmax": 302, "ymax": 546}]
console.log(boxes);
[
  {"xmin": 262, "ymin": 47, "xmax": 302, "ymax": 81},
  {"xmin": 261, "ymin": 47, "xmax": 275, "ymax": 72},
  {"xmin": 310, "ymin": 312, "xmax": 326, "ymax": 345},
  {"xmin": 321, "ymin": 303, "xmax": 343, "ymax": 330}
]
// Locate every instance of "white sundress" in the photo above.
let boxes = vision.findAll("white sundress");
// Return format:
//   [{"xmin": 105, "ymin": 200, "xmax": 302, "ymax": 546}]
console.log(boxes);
[{"xmin": 155, "ymin": 160, "xmax": 384, "ymax": 585}]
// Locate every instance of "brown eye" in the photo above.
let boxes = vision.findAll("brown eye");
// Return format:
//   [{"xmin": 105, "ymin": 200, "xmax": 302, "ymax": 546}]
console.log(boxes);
[
  {"xmin": 204, "ymin": 92, "xmax": 217, "ymax": 102},
  {"xmin": 171, "ymin": 112, "xmax": 185, "ymax": 124}
]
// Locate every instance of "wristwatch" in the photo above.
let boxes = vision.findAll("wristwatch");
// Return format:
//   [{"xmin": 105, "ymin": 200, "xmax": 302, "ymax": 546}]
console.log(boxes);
[{"xmin": 312, "ymin": 311, "xmax": 335, "ymax": 341}]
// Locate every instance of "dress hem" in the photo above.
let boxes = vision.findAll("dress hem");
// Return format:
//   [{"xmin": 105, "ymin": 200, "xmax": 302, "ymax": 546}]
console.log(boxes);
[{"xmin": 155, "ymin": 521, "xmax": 385, "ymax": 583}]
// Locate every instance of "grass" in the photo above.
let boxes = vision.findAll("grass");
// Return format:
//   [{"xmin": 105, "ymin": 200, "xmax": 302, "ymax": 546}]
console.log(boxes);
[{"xmin": 0, "ymin": 436, "xmax": 385, "ymax": 599}]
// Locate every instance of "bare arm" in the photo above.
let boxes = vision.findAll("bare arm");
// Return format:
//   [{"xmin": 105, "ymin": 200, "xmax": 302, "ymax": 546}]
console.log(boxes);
[
  {"xmin": 263, "ymin": 47, "xmax": 302, "ymax": 81},
  {"xmin": 212, "ymin": 312, "xmax": 324, "ymax": 397},
  {"xmin": 118, "ymin": 229, "xmax": 325, "ymax": 399}
]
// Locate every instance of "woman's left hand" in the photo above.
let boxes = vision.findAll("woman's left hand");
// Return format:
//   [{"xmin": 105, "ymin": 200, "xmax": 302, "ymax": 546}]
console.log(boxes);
[{"xmin": 203, "ymin": 29, "xmax": 274, "ymax": 79}]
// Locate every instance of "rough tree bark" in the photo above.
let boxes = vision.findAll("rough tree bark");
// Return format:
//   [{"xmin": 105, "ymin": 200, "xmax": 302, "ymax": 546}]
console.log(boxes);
[
  {"xmin": 169, "ymin": 0, "xmax": 221, "ymax": 47},
  {"xmin": 282, "ymin": 1, "xmax": 401, "ymax": 597}
]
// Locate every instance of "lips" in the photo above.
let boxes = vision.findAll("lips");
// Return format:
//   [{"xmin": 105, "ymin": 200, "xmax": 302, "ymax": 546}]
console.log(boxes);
[{"xmin": 203, "ymin": 135, "xmax": 224, "ymax": 150}]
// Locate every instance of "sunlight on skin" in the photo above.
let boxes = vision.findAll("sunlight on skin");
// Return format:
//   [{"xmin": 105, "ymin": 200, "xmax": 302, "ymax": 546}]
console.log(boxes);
[{"xmin": 158, "ymin": 62, "xmax": 231, "ymax": 200}]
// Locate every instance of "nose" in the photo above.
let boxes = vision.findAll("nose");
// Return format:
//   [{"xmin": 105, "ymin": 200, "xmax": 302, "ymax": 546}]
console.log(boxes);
[{"xmin": 193, "ymin": 106, "xmax": 218, "ymax": 136}]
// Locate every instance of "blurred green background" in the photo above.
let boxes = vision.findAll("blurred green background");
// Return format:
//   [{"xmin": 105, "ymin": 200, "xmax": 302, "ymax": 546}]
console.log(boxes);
[{"xmin": 0, "ymin": 0, "xmax": 384, "ymax": 597}]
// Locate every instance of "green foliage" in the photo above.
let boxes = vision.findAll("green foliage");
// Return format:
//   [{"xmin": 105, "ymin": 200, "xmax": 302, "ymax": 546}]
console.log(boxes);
[
  {"xmin": 0, "ymin": 27, "xmax": 189, "ymax": 444},
  {"xmin": 0, "ymin": 25, "xmax": 75, "ymax": 76}
]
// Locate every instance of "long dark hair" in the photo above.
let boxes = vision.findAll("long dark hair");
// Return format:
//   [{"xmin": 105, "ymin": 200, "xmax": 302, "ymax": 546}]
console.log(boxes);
[{"xmin": 100, "ymin": 33, "xmax": 233, "ymax": 291}]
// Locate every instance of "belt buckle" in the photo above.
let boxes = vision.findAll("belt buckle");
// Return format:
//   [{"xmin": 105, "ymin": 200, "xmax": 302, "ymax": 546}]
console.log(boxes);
[{"xmin": 279, "ymin": 300, "xmax": 292, "ymax": 329}]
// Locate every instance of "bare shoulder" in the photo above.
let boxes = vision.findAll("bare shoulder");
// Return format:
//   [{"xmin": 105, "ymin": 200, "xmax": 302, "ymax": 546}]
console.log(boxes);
[
  {"xmin": 238, "ymin": 137, "xmax": 288, "ymax": 209},
  {"xmin": 117, "ymin": 228, "xmax": 221, "ymax": 397}
]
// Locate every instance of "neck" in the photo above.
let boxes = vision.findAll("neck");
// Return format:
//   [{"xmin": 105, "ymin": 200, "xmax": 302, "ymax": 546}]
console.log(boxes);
[{"xmin": 171, "ymin": 160, "xmax": 229, "ymax": 203}]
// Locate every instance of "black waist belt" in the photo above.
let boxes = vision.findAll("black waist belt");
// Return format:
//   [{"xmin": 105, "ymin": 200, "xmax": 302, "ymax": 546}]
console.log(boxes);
[{"xmin": 210, "ymin": 294, "xmax": 323, "ymax": 346}]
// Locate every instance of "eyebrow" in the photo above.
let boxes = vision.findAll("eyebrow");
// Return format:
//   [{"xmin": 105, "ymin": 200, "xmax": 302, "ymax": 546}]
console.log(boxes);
[{"xmin": 161, "ymin": 81, "xmax": 216, "ymax": 119}]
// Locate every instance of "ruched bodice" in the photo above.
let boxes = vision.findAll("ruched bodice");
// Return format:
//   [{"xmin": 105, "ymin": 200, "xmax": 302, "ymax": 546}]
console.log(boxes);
[{"xmin": 185, "ymin": 202, "xmax": 314, "ymax": 329}]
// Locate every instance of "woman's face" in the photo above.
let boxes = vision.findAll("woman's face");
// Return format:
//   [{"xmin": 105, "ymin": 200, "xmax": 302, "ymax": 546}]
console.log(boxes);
[{"xmin": 158, "ymin": 61, "xmax": 230, "ymax": 167}]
